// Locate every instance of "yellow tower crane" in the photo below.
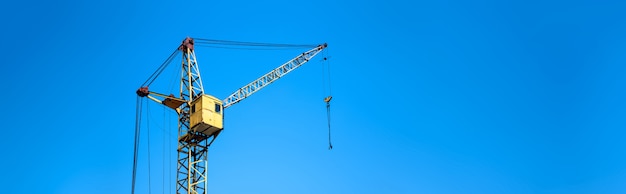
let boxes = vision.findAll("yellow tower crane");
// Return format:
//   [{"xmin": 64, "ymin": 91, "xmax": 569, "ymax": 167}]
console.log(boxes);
[{"xmin": 133, "ymin": 37, "xmax": 328, "ymax": 194}]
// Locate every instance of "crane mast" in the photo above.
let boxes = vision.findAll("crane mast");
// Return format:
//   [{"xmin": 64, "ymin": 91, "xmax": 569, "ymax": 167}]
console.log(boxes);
[
  {"xmin": 135, "ymin": 37, "xmax": 327, "ymax": 194},
  {"xmin": 177, "ymin": 37, "xmax": 209, "ymax": 194}
]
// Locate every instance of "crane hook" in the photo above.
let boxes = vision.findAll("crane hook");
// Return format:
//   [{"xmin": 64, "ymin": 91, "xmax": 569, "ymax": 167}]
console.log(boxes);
[{"xmin": 324, "ymin": 96, "xmax": 332, "ymax": 103}]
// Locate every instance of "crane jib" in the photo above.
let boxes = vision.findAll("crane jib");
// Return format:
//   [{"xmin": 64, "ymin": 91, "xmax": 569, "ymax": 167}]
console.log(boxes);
[{"xmin": 222, "ymin": 44, "xmax": 327, "ymax": 108}]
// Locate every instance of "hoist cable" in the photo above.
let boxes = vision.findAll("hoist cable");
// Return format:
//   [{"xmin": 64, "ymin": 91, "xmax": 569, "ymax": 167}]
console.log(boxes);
[
  {"xmin": 146, "ymin": 101, "xmax": 152, "ymax": 194},
  {"xmin": 325, "ymin": 52, "xmax": 333, "ymax": 96},
  {"xmin": 131, "ymin": 97, "xmax": 143, "ymax": 194},
  {"xmin": 322, "ymin": 50, "xmax": 333, "ymax": 150},
  {"xmin": 162, "ymin": 106, "xmax": 166, "ymax": 194},
  {"xmin": 168, "ymin": 111, "xmax": 173, "ymax": 194},
  {"xmin": 326, "ymin": 102, "xmax": 333, "ymax": 150},
  {"xmin": 142, "ymin": 49, "xmax": 180, "ymax": 87},
  {"xmin": 321, "ymin": 58, "xmax": 327, "ymax": 96}
]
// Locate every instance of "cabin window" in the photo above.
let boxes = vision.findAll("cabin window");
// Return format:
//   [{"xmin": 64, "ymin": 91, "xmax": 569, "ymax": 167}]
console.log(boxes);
[{"xmin": 215, "ymin": 104, "xmax": 221, "ymax": 114}]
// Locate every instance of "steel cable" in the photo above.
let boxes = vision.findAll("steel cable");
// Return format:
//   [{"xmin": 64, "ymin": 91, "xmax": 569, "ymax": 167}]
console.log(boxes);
[
  {"xmin": 142, "ymin": 49, "xmax": 180, "ymax": 87},
  {"xmin": 322, "ymin": 50, "xmax": 333, "ymax": 150},
  {"xmin": 194, "ymin": 38, "xmax": 319, "ymax": 48},
  {"xmin": 195, "ymin": 44, "xmax": 311, "ymax": 50},
  {"xmin": 146, "ymin": 101, "xmax": 152, "ymax": 194},
  {"xmin": 131, "ymin": 96, "xmax": 143, "ymax": 194},
  {"xmin": 326, "ymin": 102, "xmax": 332, "ymax": 150}
]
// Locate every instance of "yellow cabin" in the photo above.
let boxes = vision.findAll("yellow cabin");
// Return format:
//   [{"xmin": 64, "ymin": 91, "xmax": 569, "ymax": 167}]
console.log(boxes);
[{"xmin": 190, "ymin": 94, "xmax": 224, "ymax": 136}]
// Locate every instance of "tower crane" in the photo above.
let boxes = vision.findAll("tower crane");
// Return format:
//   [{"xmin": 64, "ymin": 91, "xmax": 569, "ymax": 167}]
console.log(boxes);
[{"xmin": 134, "ymin": 37, "xmax": 328, "ymax": 194}]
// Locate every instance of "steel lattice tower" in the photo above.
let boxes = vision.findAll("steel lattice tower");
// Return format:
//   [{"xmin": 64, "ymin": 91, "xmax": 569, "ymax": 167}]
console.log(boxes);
[{"xmin": 177, "ymin": 37, "xmax": 210, "ymax": 194}]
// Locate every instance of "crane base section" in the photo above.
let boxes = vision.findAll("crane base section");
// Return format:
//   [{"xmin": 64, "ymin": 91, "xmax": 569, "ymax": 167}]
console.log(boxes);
[{"xmin": 190, "ymin": 94, "xmax": 224, "ymax": 137}]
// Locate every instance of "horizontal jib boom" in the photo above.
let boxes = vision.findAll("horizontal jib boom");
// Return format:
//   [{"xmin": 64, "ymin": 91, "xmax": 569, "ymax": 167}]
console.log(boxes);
[{"xmin": 222, "ymin": 44, "xmax": 326, "ymax": 108}]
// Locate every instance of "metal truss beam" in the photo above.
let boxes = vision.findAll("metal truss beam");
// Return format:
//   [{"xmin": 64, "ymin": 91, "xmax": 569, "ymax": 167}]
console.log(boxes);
[{"xmin": 222, "ymin": 44, "xmax": 327, "ymax": 108}]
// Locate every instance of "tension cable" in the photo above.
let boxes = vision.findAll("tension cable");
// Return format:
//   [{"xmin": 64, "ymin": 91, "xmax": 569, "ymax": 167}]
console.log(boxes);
[
  {"xmin": 142, "ymin": 49, "xmax": 180, "ymax": 87},
  {"xmin": 131, "ymin": 97, "xmax": 143, "ymax": 194},
  {"xmin": 193, "ymin": 38, "xmax": 318, "ymax": 48},
  {"xmin": 322, "ymin": 51, "xmax": 333, "ymax": 150},
  {"xmin": 146, "ymin": 101, "xmax": 152, "ymax": 194}
]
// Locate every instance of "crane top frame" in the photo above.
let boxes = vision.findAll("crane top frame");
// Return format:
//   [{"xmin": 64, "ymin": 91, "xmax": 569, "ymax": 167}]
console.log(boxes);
[{"xmin": 137, "ymin": 39, "xmax": 327, "ymax": 112}]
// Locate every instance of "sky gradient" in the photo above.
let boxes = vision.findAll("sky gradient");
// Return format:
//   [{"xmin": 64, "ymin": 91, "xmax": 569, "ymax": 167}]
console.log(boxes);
[{"xmin": 1, "ymin": 0, "xmax": 626, "ymax": 193}]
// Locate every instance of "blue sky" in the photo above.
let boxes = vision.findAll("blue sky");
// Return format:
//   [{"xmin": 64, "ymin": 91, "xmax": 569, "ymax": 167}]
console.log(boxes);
[{"xmin": 1, "ymin": 0, "xmax": 626, "ymax": 193}]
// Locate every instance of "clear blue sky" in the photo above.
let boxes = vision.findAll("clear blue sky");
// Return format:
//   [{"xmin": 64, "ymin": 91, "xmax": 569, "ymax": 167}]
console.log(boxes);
[{"xmin": 1, "ymin": 0, "xmax": 626, "ymax": 193}]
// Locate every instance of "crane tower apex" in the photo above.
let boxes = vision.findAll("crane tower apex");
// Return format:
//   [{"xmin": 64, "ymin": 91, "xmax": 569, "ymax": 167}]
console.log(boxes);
[{"xmin": 179, "ymin": 37, "xmax": 195, "ymax": 51}]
